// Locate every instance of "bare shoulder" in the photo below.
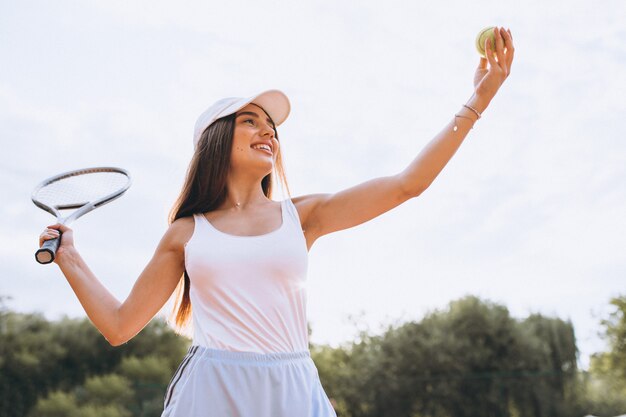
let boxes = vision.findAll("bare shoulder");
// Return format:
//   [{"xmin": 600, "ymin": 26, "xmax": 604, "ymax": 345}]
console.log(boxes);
[
  {"xmin": 160, "ymin": 216, "xmax": 195, "ymax": 253},
  {"xmin": 290, "ymin": 193, "xmax": 331, "ymax": 233}
]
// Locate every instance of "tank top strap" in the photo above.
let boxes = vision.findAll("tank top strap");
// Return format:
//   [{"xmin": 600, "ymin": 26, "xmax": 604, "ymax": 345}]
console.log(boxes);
[
  {"xmin": 191, "ymin": 212, "xmax": 214, "ymax": 235},
  {"xmin": 192, "ymin": 212, "xmax": 206, "ymax": 227},
  {"xmin": 282, "ymin": 198, "xmax": 302, "ymax": 229}
]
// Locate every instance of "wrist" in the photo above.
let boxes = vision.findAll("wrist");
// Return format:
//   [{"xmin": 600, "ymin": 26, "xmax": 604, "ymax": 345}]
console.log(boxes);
[
  {"xmin": 57, "ymin": 246, "xmax": 81, "ymax": 269},
  {"xmin": 467, "ymin": 93, "xmax": 491, "ymax": 114},
  {"xmin": 453, "ymin": 93, "xmax": 490, "ymax": 132}
]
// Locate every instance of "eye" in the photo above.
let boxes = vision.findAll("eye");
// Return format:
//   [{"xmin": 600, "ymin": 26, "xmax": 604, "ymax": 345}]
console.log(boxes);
[{"xmin": 243, "ymin": 118, "xmax": 277, "ymax": 138}]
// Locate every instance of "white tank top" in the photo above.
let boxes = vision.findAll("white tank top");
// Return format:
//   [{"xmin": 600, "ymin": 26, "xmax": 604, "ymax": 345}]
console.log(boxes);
[{"xmin": 184, "ymin": 198, "xmax": 309, "ymax": 353}]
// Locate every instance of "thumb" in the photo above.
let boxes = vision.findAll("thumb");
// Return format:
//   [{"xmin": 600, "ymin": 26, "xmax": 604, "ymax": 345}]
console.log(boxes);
[{"xmin": 478, "ymin": 56, "xmax": 488, "ymax": 70}]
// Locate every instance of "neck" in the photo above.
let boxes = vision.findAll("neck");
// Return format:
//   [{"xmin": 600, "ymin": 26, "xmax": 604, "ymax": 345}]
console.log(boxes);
[{"xmin": 221, "ymin": 174, "xmax": 269, "ymax": 210}]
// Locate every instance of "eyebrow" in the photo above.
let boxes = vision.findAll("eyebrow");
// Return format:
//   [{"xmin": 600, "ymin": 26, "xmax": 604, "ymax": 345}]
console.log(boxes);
[{"xmin": 236, "ymin": 111, "xmax": 275, "ymax": 129}]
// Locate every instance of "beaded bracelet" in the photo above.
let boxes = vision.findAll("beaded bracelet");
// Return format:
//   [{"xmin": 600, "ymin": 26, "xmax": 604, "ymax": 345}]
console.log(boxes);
[
  {"xmin": 463, "ymin": 104, "xmax": 482, "ymax": 118},
  {"xmin": 453, "ymin": 104, "xmax": 482, "ymax": 132}
]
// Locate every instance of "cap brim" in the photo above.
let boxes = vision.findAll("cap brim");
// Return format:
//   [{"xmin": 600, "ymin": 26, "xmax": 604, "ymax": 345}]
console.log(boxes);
[
  {"xmin": 247, "ymin": 89, "xmax": 291, "ymax": 127},
  {"xmin": 215, "ymin": 89, "xmax": 290, "ymax": 127},
  {"xmin": 193, "ymin": 89, "xmax": 291, "ymax": 149}
]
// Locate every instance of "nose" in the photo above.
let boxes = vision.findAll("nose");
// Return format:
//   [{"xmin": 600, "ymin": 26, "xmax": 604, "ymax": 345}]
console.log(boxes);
[{"xmin": 261, "ymin": 123, "xmax": 275, "ymax": 139}]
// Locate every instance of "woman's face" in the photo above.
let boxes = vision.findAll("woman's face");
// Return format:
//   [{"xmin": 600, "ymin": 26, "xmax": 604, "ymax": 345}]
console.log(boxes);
[{"xmin": 230, "ymin": 103, "xmax": 279, "ymax": 176}]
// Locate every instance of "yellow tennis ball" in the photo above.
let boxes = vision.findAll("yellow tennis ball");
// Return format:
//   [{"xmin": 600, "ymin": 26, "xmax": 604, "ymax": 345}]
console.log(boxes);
[{"xmin": 475, "ymin": 26, "xmax": 496, "ymax": 58}]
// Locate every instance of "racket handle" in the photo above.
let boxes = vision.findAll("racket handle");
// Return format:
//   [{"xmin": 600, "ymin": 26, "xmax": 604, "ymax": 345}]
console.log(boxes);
[{"xmin": 36, "ymin": 235, "xmax": 61, "ymax": 264}]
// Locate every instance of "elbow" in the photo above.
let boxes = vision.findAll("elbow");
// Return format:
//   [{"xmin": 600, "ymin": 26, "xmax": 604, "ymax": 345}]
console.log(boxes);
[
  {"xmin": 397, "ymin": 173, "xmax": 427, "ymax": 199},
  {"xmin": 105, "ymin": 307, "xmax": 130, "ymax": 347},
  {"xmin": 411, "ymin": 186, "xmax": 426, "ymax": 198},
  {"xmin": 105, "ymin": 331, "xmax": 128, "ymax": 347},
  {"xmin": 106, "ymin": 336, "xmax": 123, "ymax": 347},
  {"xmin": 401, "ymin": 181, "xmax": 426, "ymax": 199},
  {"xmin": 108, "ymin": 338, "xmax": 125, "ymax": 347}
]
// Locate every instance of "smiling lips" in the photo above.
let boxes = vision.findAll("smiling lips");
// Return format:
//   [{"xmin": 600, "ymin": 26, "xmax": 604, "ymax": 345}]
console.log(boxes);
[{"xmin": 251, "ymin": 144, "xmax": 272, "ymax": 156}]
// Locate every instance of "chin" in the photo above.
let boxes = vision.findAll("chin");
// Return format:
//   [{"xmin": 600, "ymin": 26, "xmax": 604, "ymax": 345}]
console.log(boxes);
[{"xmin": 249, "ymin": 160, "xmax": 274, "ymax": 175}]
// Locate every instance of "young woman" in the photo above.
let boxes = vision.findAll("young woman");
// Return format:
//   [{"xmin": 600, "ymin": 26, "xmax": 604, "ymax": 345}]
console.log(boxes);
[{"xmin": 39, "ymin": 27, "xmax": 514, "ymax": 417}]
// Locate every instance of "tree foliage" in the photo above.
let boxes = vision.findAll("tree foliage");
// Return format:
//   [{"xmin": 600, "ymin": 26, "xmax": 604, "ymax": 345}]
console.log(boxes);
[
  {"xmin": 311, "ymin": 296, "xmax": 584, "ymax": 417},
  {"xmin": 3, "ymin": 295, "xmax": 625, "ymax": 417},
  {"xmin": 587, "ymin": 295, "xmax": 626, "ymax": 416},
  {"xmin": 0, "ymin": 297, "xmax": 189, "ymax": 417}
]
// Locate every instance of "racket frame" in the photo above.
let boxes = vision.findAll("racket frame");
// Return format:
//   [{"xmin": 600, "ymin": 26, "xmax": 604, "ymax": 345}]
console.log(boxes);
[{"xmin": 32, "ymin": 166, "xmax": 132, "ymax": 264}]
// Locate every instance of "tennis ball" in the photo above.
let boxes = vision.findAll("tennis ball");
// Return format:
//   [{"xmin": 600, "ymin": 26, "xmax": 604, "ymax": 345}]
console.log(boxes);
[{"xmin": 475, "ymin": 26, "xmax": 496, "ymax": 58}]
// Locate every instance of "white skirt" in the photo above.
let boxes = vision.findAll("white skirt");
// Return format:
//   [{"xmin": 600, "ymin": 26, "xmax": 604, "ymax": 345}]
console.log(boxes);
[{"xmin": 162, "ymin": 346, "xmax": 338, "ymax": 417}]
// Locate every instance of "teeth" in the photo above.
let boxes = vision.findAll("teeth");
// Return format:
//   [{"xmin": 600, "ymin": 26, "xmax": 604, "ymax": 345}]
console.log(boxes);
[{"xmin": 252, "ymin": 144, "xmax": 272, "ymax": 153}]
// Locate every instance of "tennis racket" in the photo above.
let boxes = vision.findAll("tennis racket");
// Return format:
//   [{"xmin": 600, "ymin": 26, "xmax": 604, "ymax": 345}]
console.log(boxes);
[{"xmin": 32, "ymin": 167, "xmax": 132, "ymax": 264}]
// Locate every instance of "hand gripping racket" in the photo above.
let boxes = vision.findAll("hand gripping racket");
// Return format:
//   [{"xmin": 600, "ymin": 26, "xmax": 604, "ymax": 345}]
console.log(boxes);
[{"xmin": 32, "ymin": 167, "xmax": 132, "ymax": 264}]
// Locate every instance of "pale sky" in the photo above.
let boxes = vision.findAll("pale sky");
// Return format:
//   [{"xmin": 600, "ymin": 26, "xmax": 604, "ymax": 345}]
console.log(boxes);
[{"xmin": 1, "ymin": 0, "xmax": 625, "ymax": 370}]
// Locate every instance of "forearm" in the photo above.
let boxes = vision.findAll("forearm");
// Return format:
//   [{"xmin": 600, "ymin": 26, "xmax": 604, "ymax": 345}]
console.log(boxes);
[
  {"xmin": 57, "ymin": 248, "xmax": 123, "ymax": 344},
  {"xmin": 400, "ymin": 93, "xmax": 492, "ymax": 196}
]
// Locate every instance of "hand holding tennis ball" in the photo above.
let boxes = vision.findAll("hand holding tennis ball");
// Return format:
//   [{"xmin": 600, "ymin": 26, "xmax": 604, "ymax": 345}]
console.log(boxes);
[{"xmin": 472, "ymin": 26, "xmax": 515, "ymax": 100}]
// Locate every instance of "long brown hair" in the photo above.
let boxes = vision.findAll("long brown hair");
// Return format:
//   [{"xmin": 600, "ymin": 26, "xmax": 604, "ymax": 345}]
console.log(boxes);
[{"xmin": 167, "ymin": 111, "xmax": 291, "ymax": 334}]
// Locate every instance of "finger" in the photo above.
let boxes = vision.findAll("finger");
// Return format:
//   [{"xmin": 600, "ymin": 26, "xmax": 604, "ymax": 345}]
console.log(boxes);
[
  {"xmin": 497, "ymin": 28, "xmax": 510, "ymax": 74},
  {"xmin": 39, "ymin": 230, "xmax": 60, "ymax": 246},
  {"xmin": 40, "ymin": 235, "xmax": 58, "ymax": 245},
  {"xmin": 47, "ymin": 223, "xmax": 70, "ymax": 233},
  {"xmin": 502, "ymin": 28, "xmax": 513, "ymax": 47},
  {"xmin": 42, "ymin": 228, "xmax": 60, "ymax": 236},
  {"xmin": 498, "ymin": 28, "xmax": 513, "ymax": 74},
  {"xmin": 485, "ymin": 35, "xmax": 497, "ymax": 68},
  {"xmin": 503, "ymin": 29, "xmax": 515, "ymax": 73},
  {"xmin": 495, "ymin": 27, "xmax": 505, "ymax": 67}
]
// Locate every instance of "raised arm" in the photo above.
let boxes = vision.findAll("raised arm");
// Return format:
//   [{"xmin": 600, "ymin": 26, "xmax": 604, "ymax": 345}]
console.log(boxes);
[
  {"xmin": 296, "ymin": 27, "xmax": 514, "ymax": 247},
  {"xmin": 40, "ymin": 217, "xmax": 194, "ymax": 346}
]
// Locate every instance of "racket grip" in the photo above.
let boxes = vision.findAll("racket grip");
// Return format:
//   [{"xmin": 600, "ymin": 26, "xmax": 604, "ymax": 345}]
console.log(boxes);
[{"xmin": 36, "ymin": 235, "xmax": 61, "ymax": 264}]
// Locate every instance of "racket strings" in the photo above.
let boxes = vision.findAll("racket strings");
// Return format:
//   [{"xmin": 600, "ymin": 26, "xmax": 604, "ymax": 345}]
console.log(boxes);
[{"xmin": 34, "ymin": 172, "xmax": 130, "ymax": 209}]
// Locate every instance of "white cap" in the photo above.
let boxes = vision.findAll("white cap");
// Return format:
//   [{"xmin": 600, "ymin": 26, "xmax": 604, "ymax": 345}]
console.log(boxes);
[{"xmin": 193, "ymin": 89, "xmax": 291, "ymax": 149}]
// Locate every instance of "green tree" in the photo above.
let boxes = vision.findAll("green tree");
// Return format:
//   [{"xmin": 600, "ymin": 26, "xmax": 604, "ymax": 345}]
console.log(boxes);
[
  {"xmin": 312, "ymin": 296, "xmax": 582, "ymax": 417},
  {"xmin": 587, "ymin": 295, "xmax": 626, "ymax": 415},
  {"xmin": 30, "ymin": 389, "xmax": 132, "ymax": 417},
  {"xmin": 79, "ymin": 374, "xmax": 134, "ymax": 406},
  {"xmin": 0, "ymin": 296, "xmax": 189, "ymax": 417},
  {"xmin": 27, "ymin": 391, "xmax": 80, "ymax": 417},
  {"xmin": 508, "ymin": 314, "xmax": 580, "ymax": 417},
  {"xmin": 2, "ymin": 294, "xmax": 596, "ymax": 417},
  {"xmin": 591, "ymin": 296, "xmax": 626, "ymax": 381}
]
